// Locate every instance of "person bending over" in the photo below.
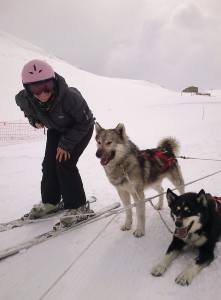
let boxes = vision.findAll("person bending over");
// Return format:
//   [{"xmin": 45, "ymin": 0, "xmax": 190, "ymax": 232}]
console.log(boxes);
[{"xmin": 15, "ymin": 59, "xmax": 94, "ymax": 226}]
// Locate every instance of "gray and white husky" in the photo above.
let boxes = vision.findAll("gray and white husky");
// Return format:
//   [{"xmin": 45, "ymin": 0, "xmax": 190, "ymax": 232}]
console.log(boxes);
[{"xmin": 95, "ymin": 123, "xmax": 185, "ymax": 237}]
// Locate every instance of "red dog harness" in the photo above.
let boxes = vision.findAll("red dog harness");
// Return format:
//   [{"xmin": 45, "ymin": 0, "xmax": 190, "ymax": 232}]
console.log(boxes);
[
  {"xmin": 211, "ymin": 196, "xmax": 221, "ymax": 216},
  {"xmin": 206, "ymin": 193, "xmax": 221, "ymax": 215},
  {"xmin": 138, "ymin": 149, "xmax": 176, "ymax": 172}
]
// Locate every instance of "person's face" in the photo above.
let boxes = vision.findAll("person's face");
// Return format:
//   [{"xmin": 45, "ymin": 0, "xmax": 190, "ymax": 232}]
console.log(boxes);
[
  {"xmin": 27, "ymin": 79, "xmax": 54, "ymax": 102},
  {"xmin": 34, "ymin": 92, "xmax": 52, "ymax": 102}
]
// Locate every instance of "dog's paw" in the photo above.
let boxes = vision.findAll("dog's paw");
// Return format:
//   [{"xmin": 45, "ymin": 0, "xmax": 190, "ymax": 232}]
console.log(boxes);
[
  {"xmin": 133, "ymin": 228, "xmax": 145, "ymax": 237},
  {"xmin": 154, "ymin": 202, "xmax": 163, "ymax": 210},
  {"xmin": 151, "ymin": 264, "xmax": 166, "ymax": 277},
  {"xmin": 175, "ymin": 270, "xmax": 193, "ymax": 286},
  {"xmin": 121, "ymin": 222, "xmax": 132, "ymax": 231}
]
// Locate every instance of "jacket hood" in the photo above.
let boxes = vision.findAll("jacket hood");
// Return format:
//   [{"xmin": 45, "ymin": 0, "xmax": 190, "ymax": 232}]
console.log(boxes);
[{"xmin": 55, "ymin": 73, "xmax": 69, "ymax": 99}]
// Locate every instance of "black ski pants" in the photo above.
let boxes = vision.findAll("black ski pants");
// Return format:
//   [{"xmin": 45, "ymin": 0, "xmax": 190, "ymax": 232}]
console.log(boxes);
[{"xmin": 41, "ymin": 126, "xmax": 94, "ymax": 209}]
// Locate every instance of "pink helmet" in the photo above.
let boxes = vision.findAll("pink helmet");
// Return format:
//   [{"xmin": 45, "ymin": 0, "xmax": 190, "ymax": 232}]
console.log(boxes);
[{"xmin": 22, "ymin": 59, "xmax": 55, "ymax": 84}]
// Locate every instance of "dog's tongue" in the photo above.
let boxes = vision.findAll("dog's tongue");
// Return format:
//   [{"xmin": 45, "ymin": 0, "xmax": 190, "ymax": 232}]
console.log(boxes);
[
  {"xmin": 100, "ymin": 157, "xmax": 109, "ymax": 165},
  {"xmin": 175, "ymin": 227, "xmax": 188, "ymax": 239}
]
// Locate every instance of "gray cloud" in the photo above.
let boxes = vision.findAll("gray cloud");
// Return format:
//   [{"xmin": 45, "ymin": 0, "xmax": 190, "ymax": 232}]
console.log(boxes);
[{"xmin": 0, "ymin": 0, "xmax": 220, "ymax": 91}]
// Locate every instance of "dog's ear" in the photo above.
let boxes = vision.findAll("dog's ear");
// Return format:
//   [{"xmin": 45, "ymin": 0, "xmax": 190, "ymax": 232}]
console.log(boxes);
[
  {"xmin": 166, "ymin": 188, "xmax": 178, "ymax": 206},
  {"xmin": 95, "ymin": 122, "xmax": 104, "ymax": 134},
  {"xmin": 196, "ymin": 189, "xmax": 208, "ymax": 207},
  {"xmin": 115, "ymin": 123, "xmax": 126, "ymax": 140}
]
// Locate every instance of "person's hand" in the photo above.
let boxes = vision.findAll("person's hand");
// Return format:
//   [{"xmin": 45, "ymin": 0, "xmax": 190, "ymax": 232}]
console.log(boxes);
[
  {"xmin": 56, "ymin": 147, "xmax": 71, "ymax": 162},
  {"xmin": 35, "ymin": 121, "xmax": 44, "ymax": 129}
]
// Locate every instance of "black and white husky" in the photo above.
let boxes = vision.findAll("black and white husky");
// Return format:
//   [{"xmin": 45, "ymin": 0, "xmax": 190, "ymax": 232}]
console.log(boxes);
[
  {"xmin": 151, "ymin": 189, "xmax": 221, "ymax": 285},
  {"xmin": 95, "ymin": 123, "xmax": 185, "ymax": 237}
]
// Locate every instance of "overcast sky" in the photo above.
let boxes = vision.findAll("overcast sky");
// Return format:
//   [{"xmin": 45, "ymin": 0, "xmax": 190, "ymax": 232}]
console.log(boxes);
[{"xmin": 0, "ymin": 0, "xmax": 221, "ymax": 91}]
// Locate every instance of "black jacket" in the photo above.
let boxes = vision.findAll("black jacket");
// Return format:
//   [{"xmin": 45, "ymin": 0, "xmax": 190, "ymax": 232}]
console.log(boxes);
[{"xmin": 15, "ymin": 73, "xmax": 94, "ymax": 152}]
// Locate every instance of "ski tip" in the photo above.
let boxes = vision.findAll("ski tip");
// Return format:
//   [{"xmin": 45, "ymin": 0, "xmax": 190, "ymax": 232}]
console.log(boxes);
[
  {"xmin": 53, "ymin": 222, "xmax": 61, "ymax": 231},
  {"xmin": 86, "ymin": 196, "xmax": 97, "ymax": 203}
]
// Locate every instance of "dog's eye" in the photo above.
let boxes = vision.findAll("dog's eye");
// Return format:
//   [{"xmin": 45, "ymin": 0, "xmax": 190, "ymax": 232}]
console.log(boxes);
[
  {"xmin": 97, "ymin": 140, "xmax": 101, "ymax": 145},
  {"xmin": 176, "ymin": 206, "xmax": 181, "ymax": 212},
  {"xmin": 106, "ymin": 141, "xmax": 112, "ymax": 145},
  {"xmin": 184, "ymin": 207, "xmax": 191, "ymax": 214}
]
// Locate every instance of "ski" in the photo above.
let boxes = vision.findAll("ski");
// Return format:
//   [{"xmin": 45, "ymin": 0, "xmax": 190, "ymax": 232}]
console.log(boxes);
[
  {"xmin": 0, "ymin": 196, "xmax": 97, "ymax": 232},
  {"xmin": 0, "ymin": 202, "xmax": 120, "ymax": 260}
]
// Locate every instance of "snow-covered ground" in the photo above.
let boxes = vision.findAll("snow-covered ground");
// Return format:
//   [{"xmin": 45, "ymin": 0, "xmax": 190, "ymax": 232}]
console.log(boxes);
[{"xmin": 0, "ymin": 30, "xmax": 221, "ymax": 300}]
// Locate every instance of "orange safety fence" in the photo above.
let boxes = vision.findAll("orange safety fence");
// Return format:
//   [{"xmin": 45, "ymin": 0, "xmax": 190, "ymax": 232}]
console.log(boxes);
[{"xmin": 0, "ymin": 122, "xmax": 46, "ymax": 146}]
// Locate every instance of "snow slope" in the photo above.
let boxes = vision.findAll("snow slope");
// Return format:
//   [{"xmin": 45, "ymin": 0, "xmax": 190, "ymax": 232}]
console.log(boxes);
[{"xmin": 0, "ymin": 30, "xmax": 221, "ymax": 300}]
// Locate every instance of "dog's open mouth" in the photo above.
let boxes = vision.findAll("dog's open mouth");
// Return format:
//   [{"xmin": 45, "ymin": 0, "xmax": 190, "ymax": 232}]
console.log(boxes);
[
  {"xmin": 100, "ymin": 151, "xmax": 116, "ymax": 165},
  {"xmin": 174, "ymin": 221, "xmax": 194, "ymax": 239}
]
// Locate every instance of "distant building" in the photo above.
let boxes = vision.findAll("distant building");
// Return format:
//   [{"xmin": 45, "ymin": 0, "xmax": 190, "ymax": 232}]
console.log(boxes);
[
  {"xmin": 181, "ymin": 86, "xmax": 211, "ymax": 96},
  {"xmin": 181, "ymin": 86, "xmax": 198, "ymax": 95}
]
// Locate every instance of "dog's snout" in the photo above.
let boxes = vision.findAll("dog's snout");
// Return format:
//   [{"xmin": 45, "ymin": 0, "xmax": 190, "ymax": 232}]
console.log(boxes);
[
  {"xmin": 175, "ymin": 218, "xmax": 183, "ymax": 228},
  {"xmin": 96, "ymin": 149, "xmax": 103, "ymax": 158}
]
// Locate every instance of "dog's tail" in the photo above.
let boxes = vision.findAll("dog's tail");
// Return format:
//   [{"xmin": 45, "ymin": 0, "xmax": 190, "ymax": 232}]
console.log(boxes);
[{"xmin": 157, "ymin": 136, "xmax": 180, "ymax": 155}]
